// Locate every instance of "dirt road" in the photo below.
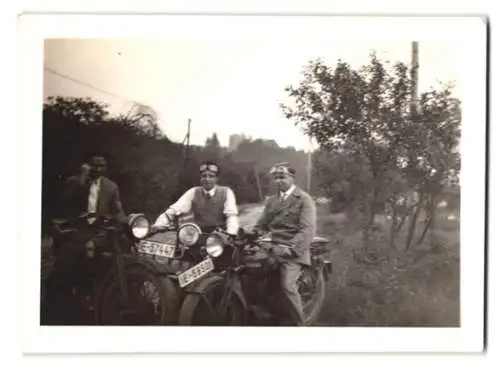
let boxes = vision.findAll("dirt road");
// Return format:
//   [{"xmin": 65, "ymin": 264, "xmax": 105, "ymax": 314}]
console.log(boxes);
[{"xmin": 238, "ymin": 204, "xmax": 264, "ymax": 227}]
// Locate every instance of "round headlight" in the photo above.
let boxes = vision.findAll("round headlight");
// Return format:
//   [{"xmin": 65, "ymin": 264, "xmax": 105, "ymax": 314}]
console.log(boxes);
[
  {"xmin": 206, "ymin": 235, "xmax": 224, "ymax": 257},
  {"xmin": 178, "ymin": 223, "xmax": 201, "ymax": 246},
  {"xmin": 129, "ymin": 214, "xmax": 150, "ymax": 239}
]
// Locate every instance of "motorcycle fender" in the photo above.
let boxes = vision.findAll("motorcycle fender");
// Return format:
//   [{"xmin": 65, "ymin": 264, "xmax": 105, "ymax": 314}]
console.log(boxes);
[
  {"xmin": 121, "ymin": 254, "xmax": 177, "ymax": 276},
  {"xmin": 94, "ymin": 254, "xmax": 179, "ymax": 313},
  {"xmin": 183, "ymin": 274, "xmax": 248, "ymax": 310}
]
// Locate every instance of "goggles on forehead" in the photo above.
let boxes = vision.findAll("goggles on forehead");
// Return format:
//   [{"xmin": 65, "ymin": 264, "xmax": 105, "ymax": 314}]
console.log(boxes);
[
  {"xmin": 200, "ymin": 164, "xmax": 219, "ymax": 174},
  {"xmin": 270, "ymin": 164, "xmax": 295, "ymax": 177}
]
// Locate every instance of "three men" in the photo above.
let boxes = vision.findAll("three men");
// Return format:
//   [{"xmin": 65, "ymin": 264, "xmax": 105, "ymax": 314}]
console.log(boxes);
[
  {"xmin": 57, "ymin": 156, "xmax": 315, "ymax": 326},
  {"xmin": 254, "ymin": 162, "xmax": 317, "ymax": 326},
  {"xmin": 153, "ymin": 161, "xmax": 239, "ymax": 236}
]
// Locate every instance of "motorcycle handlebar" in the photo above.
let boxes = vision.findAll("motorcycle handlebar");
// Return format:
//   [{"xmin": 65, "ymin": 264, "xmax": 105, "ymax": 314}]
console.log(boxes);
[
  {"xmin": 52, "ymin": 213, "xmax": 119, "ymax": 232},
  {"xmin": 149, "ymin": 224, "xmax": 177, "ymax": 235},
  {"xmin": 258, "ymin": 238, "xmax": 295, "ymax": 249},
  {"xmin": 214, "ymin": 227, "xmax": 295, "ymax": 249}
]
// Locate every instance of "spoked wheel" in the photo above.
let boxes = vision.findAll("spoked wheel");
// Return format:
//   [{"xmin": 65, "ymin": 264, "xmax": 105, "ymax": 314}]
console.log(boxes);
[
  {"xmin": 298, "ymin": 266, "xmax": 326, "ymax": 326},
  {"xmin": 96, "ymin": 266, "xmax": 179, "ymax": 325},
  {"xmin": 178, "ymin": 279, "xmax": 246, "ymax": 326}
]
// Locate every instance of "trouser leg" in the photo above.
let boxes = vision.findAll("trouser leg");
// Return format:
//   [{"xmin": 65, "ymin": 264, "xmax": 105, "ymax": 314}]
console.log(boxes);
[{"xmin": 279, "ymin": 261, "xmax": 305, "ymax": 326}]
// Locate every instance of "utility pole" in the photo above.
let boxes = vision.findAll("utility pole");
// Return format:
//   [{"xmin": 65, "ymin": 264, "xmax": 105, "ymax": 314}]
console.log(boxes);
[
  {"xmin": 306, "ymin": 137, "xmax": 313, "ymax": 193},
  {"xmin": 253, "ymin": 164, "xmax": 263, "ymax": 202},
  {"xmin": 182, "ymin": 118, "xmax": 192, "ymax": 187},
  {"xmin": 186, "ymin": 118, "xmax": 191, "ymax": 154},
  {"xmin": 405, "ymin": 41, "xmax": 422, "ymax": 251},
  {"xmin": 410, "ymin": 41, "xmax": 419, "ymax": 114}
]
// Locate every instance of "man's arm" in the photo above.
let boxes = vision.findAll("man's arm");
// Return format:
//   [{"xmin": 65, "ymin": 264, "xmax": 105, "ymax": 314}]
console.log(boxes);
[
  {"xmin": 57, "ymin": 176, "xmax": 84, "ymax": 217},
  {"xmin": 223, "ymin": 188, "xmax": 239, "ymax": 235},
  {"xmin": 153, "ymin": 188, "xmax": 196, "ymax": 227},
  {"xmin": 61, "ymin": 176, "xmax": 80, "ymax": 201},
  {"xmin": 289, "ymin": 193, "xmax": 317, "ymax": 258}
]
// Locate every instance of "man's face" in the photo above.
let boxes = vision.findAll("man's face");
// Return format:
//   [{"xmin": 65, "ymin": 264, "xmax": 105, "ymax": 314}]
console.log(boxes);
[
  {"xmin": 89, "ymin": 157, "xmax": 107, "ymax": 179},
  {"xmin": 272, "ymin": 172, "xmax": 294, "ymax": 193},
  {"xmin": 200, "ymin": 171, "xmax": 218, "ymax": 190}
]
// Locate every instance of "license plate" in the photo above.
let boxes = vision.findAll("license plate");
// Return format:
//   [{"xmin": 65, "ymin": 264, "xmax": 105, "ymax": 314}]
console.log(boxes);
[
  {"xmin": 137, "ymin": 240, "xmax": 175, "ymax": 258},
  {"xmin": 178, "ymin": 258, "xmax": 214, "ymax": 288}
]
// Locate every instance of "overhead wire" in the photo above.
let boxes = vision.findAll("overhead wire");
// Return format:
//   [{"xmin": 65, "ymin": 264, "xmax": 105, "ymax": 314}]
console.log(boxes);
[{"xmin": 44, "ymin": 66, "xmax": 141, "ymax": 106}]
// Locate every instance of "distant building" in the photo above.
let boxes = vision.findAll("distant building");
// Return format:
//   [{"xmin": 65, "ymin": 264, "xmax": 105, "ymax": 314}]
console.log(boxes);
[{"xmin": 228, "ymin": 133, "xmax": 249, "ymax": 151}]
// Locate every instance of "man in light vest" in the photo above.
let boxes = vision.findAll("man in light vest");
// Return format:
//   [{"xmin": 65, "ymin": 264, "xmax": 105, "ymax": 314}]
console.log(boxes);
[{"xmin": 153, "ymin": 161, "xmax": 239, "ymax": 235}]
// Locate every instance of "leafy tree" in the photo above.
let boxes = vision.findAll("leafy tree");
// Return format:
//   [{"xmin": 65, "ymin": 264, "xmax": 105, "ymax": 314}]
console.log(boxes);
[
  {"xmin": 282, "ymin": 53, "xmax": 461, "ymax": 250},
  {"xmin": 204, "ymin": 132, "xmax": 223, "ymax": 161},
  {"xmin": 398, "ymin": 85, "xmax": 461, "ymax": 249},
  {"xmin": 42, "ymin": 96, "xmax": 181, "ymax": 231}
]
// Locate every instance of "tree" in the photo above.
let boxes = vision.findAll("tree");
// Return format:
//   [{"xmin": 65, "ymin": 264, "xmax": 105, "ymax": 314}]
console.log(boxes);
[
  {"xmin": 42, "ymin": 96, "xmax": 181, "ymax": 231},
  {"xmin": 398, "ymin": 84, "xmax": 461, "ymax": 249},
  {"xmin": 282, "ymin": 54, "xmax": 412, "ymax": 248},
  {"xmin": 204, "ymin": 132, "xmax": 223, "ymax": 161},
  {"xmin": 44, "ymin": 96, "xmax": 110, "ymax": 124},
  {"xmin": 124, "ymin": 103, "xmax": 164, "ymax": 139},
  {"xmin": 281, "ymin": 53, "xmax": 461, "ymax": 251}
]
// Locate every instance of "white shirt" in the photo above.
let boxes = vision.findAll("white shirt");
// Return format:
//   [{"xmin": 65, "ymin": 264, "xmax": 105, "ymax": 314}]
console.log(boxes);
[
  {"xmin": 87, "ymin": 178, "xmax": 101, "ymax": 213},
  {"xmin": 203, "ymin": 187, "xmax": 217, "ymax": 198},
  {"xmin": 87, "ymin": 178, "xmax": 101, "ymax": 223},
  {"xmin": 154, "ymin": 185, "xmax": 239, "ymax": 235},
  {"xmin": 280, "ymin": 184, "xmax": 296, "ymax": 201}
]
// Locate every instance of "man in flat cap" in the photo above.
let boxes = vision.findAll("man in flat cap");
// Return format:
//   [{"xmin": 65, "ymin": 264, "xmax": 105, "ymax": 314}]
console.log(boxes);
[
  {"xmin": 253, "ymin": 162, "xmax": 317, "ymax": 326},
  {"xmin": 153, "ymin": 161, "xmax": 239, "ymax": 236}
]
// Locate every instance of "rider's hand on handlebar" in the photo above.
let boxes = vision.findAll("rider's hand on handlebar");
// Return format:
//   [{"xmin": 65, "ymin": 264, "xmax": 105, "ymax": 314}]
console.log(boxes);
[
  {"xmin": 258, "ymin": 240, "xmax": 272, "ymax": 252},
  {"xmin": 271, "ymin": 244, "xmax": 293, "ymax": 258},
  {"xmin": 152, "ymin": 211, "xmax": 176, "ymax": 231},
  {"xmin": 151, "ymin": 223, "xmax": 168, "ymax": 232}
]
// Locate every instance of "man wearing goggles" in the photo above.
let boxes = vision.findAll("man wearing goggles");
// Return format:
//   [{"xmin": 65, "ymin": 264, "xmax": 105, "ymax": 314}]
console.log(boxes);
[
  {"xmin": 153, "ymin": 161, "xmax": 239, "ymax": 235},
  {"xmin": 253, "ymin": 162, "xmax": 317, "ymax": 326}
]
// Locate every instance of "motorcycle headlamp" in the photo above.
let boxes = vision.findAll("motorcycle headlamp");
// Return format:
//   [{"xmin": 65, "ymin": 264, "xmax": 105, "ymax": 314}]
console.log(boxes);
[
  {"xmin": 206, "ymin": 234, "xmax": 224, "ymax": 258},
  {"xmin": 128, "ymin": 213, "xmax": 150, "ymax": 239},
  {"xmin": 178, "ymin": 223, "xmax": 201, "ymax": 246}
]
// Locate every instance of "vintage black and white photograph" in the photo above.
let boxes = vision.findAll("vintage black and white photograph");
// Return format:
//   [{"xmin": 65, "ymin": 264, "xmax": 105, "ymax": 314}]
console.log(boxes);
[{"xmin": 19, "ymin": 13, "xmax": 486, "ymax": 354}]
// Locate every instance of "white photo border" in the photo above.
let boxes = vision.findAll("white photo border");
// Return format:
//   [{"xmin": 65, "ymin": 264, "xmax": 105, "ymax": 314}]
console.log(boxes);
[{"xmin": 19, "ymin": 13, "xmax": 487, "ymax": 354}]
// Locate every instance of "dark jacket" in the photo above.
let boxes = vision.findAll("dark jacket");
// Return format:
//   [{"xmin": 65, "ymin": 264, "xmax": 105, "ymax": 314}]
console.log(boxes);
[
  {"xmin": 255, "ymin": 186, "xmax": 317, "ymax": 266},
  {"xmin": 60, "ymin": 175, "xmax": 126, "ymax": 222}
]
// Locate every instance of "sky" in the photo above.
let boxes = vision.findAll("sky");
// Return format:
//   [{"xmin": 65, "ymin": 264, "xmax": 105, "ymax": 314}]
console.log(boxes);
[{"xmin": 43, "ymin": 38, "xmax": 462, "ymax": 151}]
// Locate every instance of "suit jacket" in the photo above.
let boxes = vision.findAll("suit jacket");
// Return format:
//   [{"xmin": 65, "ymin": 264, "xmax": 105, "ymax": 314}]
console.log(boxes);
[
  {"xmin": 61, "ymin": 176, "xmax": 126, "ymax": 222},
  {"xmin": 255, "ymin": 186, "xmax": 317, "ymax": 266}
]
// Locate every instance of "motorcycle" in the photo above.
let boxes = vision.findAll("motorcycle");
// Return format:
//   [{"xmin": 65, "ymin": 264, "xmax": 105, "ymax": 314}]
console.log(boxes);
[
  {"xmin": 176, "ymin": 227, "xmax": 332, "ymax": 326},
  {"xmin": 40, "ymin": 212, "xmax": 180, "ymax": 325},
  {"xmin": 136, "ymin": 215, "xmax": 229, "ymax": 300}
]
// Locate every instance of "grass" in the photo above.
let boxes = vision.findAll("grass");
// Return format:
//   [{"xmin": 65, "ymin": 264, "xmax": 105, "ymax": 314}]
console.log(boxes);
[
  {"xmin": 40, "ymin": 202, "xmax": 460, "ymax": 327},
  {"xmin": 315, "ymin": 203, "xmax": 460, "ymax": 327}
]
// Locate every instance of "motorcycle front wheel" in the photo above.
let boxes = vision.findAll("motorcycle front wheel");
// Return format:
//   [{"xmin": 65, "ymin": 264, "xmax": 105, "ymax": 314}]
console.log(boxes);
[
  {"xmin": 95, "ymin": 266, "xmax": 180, "ymax": 325},
  {"xmin": 177, "ymin": 278, "xmax": 246, "ymax": 326}
]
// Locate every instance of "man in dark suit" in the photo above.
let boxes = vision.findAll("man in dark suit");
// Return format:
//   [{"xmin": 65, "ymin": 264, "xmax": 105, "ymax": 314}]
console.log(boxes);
[
  {"xmin": 52, "ymin": 156, "xmax": 127, "ymax": 291},
  {"xmin": 254, "ymin": 162, "xmax": 317, "ymax": 326},
  {"xmin": 60, "ymin": 156, "xmax": 126, "ymax": 222}
]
